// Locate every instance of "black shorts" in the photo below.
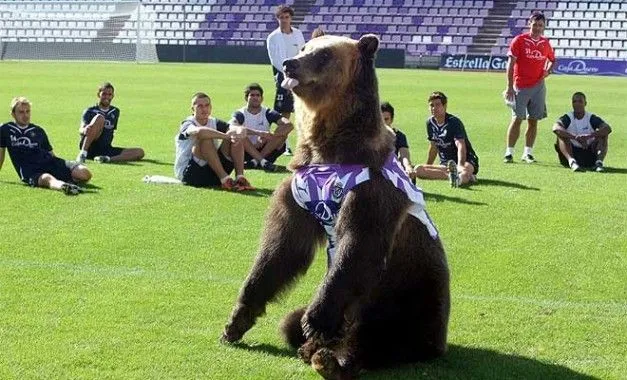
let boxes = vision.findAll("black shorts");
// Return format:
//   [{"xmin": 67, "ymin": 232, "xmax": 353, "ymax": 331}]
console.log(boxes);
[
  {"xmin": 555, "ymin": 143, "xmax": 596, "ymax": 168},
  {"xmin": 21, "ymin": 157, "xmax": 74, "ymax": 187},
  {"xmin": 79, "ymin": 136, "xmax": 124, "ymax": 159},
  {"xmin": 244, "ymin": 142, "xmax": 286, "ymax": 163},
  {"xmin": 440, "ymin": 158, "xmax": 479, "ymax": 175},
  {"xmin": 273, "ymin": 71, "xmax": 295, "ymax": 114},
  {"xmin": 182, "ymin": 150, "xmax": 233, "ymax": 187}
]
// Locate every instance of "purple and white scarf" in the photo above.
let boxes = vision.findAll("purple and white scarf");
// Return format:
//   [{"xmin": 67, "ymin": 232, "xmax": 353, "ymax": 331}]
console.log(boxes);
[{"xmin": 291, "ymin": 154, "xmax": 438, "ymax": 265}]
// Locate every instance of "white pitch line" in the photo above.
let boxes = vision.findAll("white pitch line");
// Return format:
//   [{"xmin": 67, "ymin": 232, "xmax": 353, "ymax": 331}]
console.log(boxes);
[{"xmin": 457, "ymin": 294, "xmax": 627, "ymax": 312}]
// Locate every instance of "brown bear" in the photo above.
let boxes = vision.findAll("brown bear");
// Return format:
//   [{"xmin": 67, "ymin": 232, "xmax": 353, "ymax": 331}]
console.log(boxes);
[{"xmin": 222, "ymin": 34, "xmax": 450, "ymax": 379}]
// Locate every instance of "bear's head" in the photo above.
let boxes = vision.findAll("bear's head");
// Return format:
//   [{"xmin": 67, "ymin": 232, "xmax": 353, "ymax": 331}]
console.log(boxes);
[{"xmin": 282, "ymin": 34, "xmax": 394, "ymax": 168}]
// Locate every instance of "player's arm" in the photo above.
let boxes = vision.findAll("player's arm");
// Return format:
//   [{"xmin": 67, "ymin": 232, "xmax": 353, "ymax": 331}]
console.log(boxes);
[
  {"xmin": 185, "ymin": 125, "xmax": 230, "ymax": 141},
  {"xmin": 552, "ymin": 115, "xmax": 575, "ymax": 140},
  {"xmin": 505, "ymin": 55, "xmax": 516, "ymax": 98},
  {"xmin": 426, "ymin": 141, "xmax": 438, "ymax": 165},
  {"xmin": 398, "ymin": 147, "xmax": 414, "ymax": 177},
  {"xmin": 266, "ymin": 33, "xmax": 285, "ymax": 72},
  {"xmin": 454, "ymin": 139, "xmax": 467, "ymax": 166},
  {"xmin": 591, "ymin": 115, "xmax": 612, "ymax": 138}
]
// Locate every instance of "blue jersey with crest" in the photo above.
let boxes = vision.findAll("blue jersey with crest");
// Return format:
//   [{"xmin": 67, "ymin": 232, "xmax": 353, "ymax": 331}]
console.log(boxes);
[
  {"xmin": 81, "ymin": 105, "xmax": 120, "ymax": 147},
  {"xmin": 426, "ymin": 113, "xmax": 478, "ymax": 165},
  {"xmin": 0, "ymin": 121, "xmax": 54, "ymax": 175}
]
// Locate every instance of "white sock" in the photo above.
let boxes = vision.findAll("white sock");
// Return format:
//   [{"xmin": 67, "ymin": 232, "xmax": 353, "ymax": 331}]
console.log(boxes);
[
  {"xmin": 236, "ymin": 174, "xmax": 245, "ymax": 180},
  {"xmin": 220, "ymin": 176, "xmax": 231, "ymax": 184},
  {"xmin": 80, "ymin": 149, "xmax": 88, "ymax": 156},
  {"xmin": 250, "ymin": 159, "xmax": 259, "ymax": 167},
  {"xmin": 260, "ymin": 159, "xmax": 268, "ymax": 167},
  {"xmin": 505, "ymin": 147, "xmax": 514, "ymax": 156},
  {"xmin": 569, "ymin": 158, "xmax": 576, "ymax": 166},
  {"xmin": 523, "ymin": 146, "xmax": 533, "ymax": 156},
  {"xmin": 595, "ymin": 160, "xmax": 603, "ymax": 165}
]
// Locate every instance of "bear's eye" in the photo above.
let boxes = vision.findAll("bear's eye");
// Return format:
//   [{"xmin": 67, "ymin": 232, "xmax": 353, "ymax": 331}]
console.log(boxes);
[{"xmin": 316, "ymin": 49, "xmax": 332, "ymax": 68}]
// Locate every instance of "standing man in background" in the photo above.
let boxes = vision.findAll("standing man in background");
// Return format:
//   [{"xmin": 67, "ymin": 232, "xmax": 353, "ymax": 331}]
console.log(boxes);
[
  {"xmin": 266, "ymin": 4, "xmax": 305, "ymax": 155},
  {"xmin": 503, "ymin": 12, "xmax": 555, "ymax": 164}
]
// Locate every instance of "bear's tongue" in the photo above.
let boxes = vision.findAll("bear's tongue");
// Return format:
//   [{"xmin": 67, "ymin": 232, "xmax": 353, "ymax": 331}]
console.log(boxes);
[{"xmin": 281, "ymin": 77, "xmax": 299, "ymax": 90}]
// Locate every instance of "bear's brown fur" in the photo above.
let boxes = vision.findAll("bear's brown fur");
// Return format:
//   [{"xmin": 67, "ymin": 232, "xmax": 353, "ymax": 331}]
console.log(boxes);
[{"xmin": 222, "ymin": 34, "xmax": 450, "ymax": 379}]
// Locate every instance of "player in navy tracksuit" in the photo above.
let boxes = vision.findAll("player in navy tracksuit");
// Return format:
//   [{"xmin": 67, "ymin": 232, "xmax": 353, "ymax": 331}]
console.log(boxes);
[
  {"xmin": 0, "ymin": 97, "xmax": 91, "ymax": 195},
  {"xmin": 76, "ymin": 82, "xmax": 144, "ymax": 164}
]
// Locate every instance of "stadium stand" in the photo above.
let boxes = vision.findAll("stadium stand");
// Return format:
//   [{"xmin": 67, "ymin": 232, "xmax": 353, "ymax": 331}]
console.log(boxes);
[{"xmin": 0, "ymin": 0, "xmax": 625, "ymax": 62}]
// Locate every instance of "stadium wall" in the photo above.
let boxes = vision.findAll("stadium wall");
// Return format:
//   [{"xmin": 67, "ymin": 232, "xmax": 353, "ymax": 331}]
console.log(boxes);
[
  {"xmin": 0, "ymin": 42, "xmax": 405, "ymax": 68},
  {"xmin": 439, "ymin": 54, "xmax": 627, "ymax": 77}
]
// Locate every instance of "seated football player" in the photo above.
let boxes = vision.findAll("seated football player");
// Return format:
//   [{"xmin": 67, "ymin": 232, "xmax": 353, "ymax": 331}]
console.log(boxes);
[
  {"xmin": 76, "ymin": 82, "xmax": 145, "ymax": 164},
  {"xmin": 1, "ymin": 97, "xmax": 91, "ymax": 195}
]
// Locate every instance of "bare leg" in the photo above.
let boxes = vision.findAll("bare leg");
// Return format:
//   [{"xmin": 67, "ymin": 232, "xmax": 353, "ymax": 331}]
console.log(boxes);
[
  {"xmin": 594, "ymin": 136, "xmax": 608, "ymax": 161},
  {"xmin": 506, "ymin": 117, "xmax": 524, "ymax": 148},
  {"xmin": 525, "ymin": 118, "xmax": 538, "ymax": 148},
  {"xmin": 80, "ymin": 114, "xmax": 105, "ymax": 152},
  {"xmin": 258, "ymin": 135, "xmax": 288, "ymax": 159},
  {"xmin": 224, "ymin": 140, "xmax": 245, "ymax": 177},
  {"xmin": 109, "ymin": 148, "xmax": 145, "ymax": 162},
  {"xmin": 71, "ymin": 165, "xmax": 92, "ymax": 183},
  {"xmin": 458, "ymin": 163, "xmax": 475, "ymax": 185},
  {"xmin": 192, "ymin": 139, "xmax": 229, "ymax": 180},
  {"xmin": 414, "ymin": 164, "xmax": 448, "ymax": 180},
  {"xmin": 556, "ymin": 137, "xmax": 575, "ymax": 162}
]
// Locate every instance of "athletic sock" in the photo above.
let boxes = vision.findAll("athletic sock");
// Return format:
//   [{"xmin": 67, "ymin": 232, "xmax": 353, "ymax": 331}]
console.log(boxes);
[
  {"xmin": 220, "ymin": 176, "xmax": 231, "ymax": 184},
  {"xmin": 250, "ymin": 159, "xmax": 259, "ymax": 167},
  {"xmin": 523, "ymin": 146, "xmax": 533, "ymax": 156},
  {"xmin": 505, "ymin": 147, "xmax": 514, "ymax": 156},
  {"xmin": 236, "ymin": 174, "xmax": 245, "ymax": 180}
]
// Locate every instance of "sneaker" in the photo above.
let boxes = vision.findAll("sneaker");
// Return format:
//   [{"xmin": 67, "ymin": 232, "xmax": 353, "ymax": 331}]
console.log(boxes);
[
  {"xmin": 234, "ymin": 176, "xmax": 255, "ymax": 191},
  {"xmin": 503, "ymin": 154, "xmax": 514, "ymax": 163},
  {"xmin": 594, "ymin": 161, "xmax": 604, "ymax": 172},
  {"xmin": 446, "ymin": 160, "xmax": 458, "ymax": 188},
  {"xmin": 570, "ymin": 160, "xmax": 582, "ymax": 172},
  {"xmin": 261, "ymin": 160, "xmax": 277, "ymax": 172},
  {"xmin": 76, "ymin": 152, "xmax": 87, "ymax": 164},
  {"xmin": 221, "ymin": 177, "xmax": 236, "ymax": 190},
  {"xmin": 94, "ymin": 155, "xmax": 111, "ymax": 163},
  {"xmin": 61, "ymin": 183, "xmax": 83, "ymax": 195},
  {"xmin": 244, "ymin": 160, "xmax": 258, "ymax": 169},
  {"xmin": 521, "ymin": 154, "xmax": 536, "ymax": 163}
]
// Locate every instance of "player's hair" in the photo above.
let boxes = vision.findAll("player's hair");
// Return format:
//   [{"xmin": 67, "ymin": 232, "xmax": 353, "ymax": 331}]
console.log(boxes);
[
  {"xmin": 529, "ymin": 11, "xmax": 546, "ymax": 23},
  {"xmin": 311, "ymin": 27, "xmax": 325, "ymax": 39},
  {"xmin": 572, "ymin": 92, "xmax": 586, "ymax": 101},
  {"xmin": 428, "ymin": 91, "xmax": 448, "ymax": 106},
  {"xmin": 380, "ymin": 101, "xmax": 394, "ymax": 120},
  {"xmin": 10, "ymin": 96, "xmax": 31, "ymax": 114},
  {"xmin": 244, "ymin": 83, "xmax": 264, "ymax": 99},
  {"xmin": 275, "ymin": 4, "xmax": 294, "ymax": 18},
  {"xmin": 191, "ymin": 92, "xmax": 210, "ymax": 107},
  {"xmin": 98, "ymin": 82, "xmax": 115, "ymax": 94}
]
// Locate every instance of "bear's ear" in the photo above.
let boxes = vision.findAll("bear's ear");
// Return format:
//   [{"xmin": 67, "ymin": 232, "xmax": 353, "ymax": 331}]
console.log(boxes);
[{"xmin": 358, "ymin": 34, "xmax": 379, "ymax": 59}]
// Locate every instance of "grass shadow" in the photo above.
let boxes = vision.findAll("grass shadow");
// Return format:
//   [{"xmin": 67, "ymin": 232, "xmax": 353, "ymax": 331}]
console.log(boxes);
[
  {"xmin": 475, "ymin": 178, "xmax": 540, "ymax": 190},
  {"xmin": 423, "ymin": 191, "xmax": 488, "ymax": 206},
  {"xmin": 600, "ymin": 167, "xmax": 627, "ymax": 174},
  {"xmin": 229, "ymin": 341, "xmax": 295, "ymax": 359},
  {"xmin": 80, "ymin": 182, "xmax": 102, "ymax": 190},
  {"xmin": 363, "ymin": 344, "xmax": 598, "ymax": 379},
  {"xmin": 140, "ymin": 158, "xmax": 174, "ymax": 166}
]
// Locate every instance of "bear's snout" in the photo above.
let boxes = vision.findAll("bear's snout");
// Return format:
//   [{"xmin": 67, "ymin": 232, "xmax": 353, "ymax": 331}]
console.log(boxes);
[{"xmin": 283, "ymin": 58, "xmax": 300, "ymax": 75}]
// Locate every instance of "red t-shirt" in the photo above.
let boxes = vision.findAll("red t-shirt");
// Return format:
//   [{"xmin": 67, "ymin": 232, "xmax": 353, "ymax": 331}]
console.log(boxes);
[{"xmin": 508, "ymin": 33, "xmax": 555, "ymax": 89}]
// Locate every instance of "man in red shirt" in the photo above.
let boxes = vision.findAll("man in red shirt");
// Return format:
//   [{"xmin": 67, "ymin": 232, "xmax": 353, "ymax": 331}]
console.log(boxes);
[{"xmin": 503, "ymin": 12, "xmax": 555, "ymax": 163}]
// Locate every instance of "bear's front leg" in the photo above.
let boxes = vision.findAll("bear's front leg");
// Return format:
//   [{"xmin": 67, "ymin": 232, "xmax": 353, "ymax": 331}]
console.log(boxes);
[
  {"xmin": 301, "ymin": 177, "xmax": 408, "ymax": 346},
  {"xmin": 222, "ymin": 178, "xmax": 324, "ymax": 343}
]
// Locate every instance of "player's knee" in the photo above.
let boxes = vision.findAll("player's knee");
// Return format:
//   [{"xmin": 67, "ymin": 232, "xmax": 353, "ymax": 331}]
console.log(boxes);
[
  {"xmin": 73, "ymin": 167, "xmax": 92, "ymax": 182},
  {"xmin": 135, "ymin": 148, "xmax": 145, "ymax": 160}
]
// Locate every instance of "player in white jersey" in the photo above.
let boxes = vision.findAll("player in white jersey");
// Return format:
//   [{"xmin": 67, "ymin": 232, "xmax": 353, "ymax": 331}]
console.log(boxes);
[
  {"xmin": 552, "ymin": 92, "xmax": 612, "ymax": 172},
  {"xmin": 231, "ymin": 83, "xmax": 293, "ymax": 172},
  {"xmin": 266, "ymin": 4, "xmax": 305, "ymax": 155},
  {"xmin": 174, "ymin": 92, "xmax": 253, "ymax": 190}
]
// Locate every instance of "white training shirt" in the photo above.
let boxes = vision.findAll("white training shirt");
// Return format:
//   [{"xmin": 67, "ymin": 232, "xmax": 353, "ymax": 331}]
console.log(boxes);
[
  {"xmin": 562, "ymin": 111, "xmax": 596, "ymax": 148},
  {"xmin": 234, "ymin": 106, "xmax": 280, "ymax": 145},
  {"xmin": 174, "ymin": 116, "xmax": 222, "ymax": 179},
  {"xmin": 266, "ymin": 27, "xmax": 306, "ymax": 72}
]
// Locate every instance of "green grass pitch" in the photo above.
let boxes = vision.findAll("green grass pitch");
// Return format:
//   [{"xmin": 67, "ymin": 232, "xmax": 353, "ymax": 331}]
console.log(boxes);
[{"xmin": 0, "ymin": 61, "xmax": 625, "ymax": 379}]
